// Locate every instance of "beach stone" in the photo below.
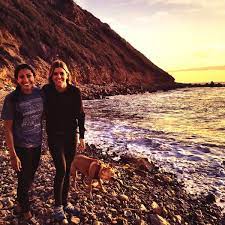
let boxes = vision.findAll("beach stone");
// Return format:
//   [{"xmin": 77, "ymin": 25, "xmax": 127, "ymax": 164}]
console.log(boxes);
[
  {"xmin": 205, "ymin": 193, "xmax": 216, "ymax": 203},
  {"xmin": 162, "ymin": 207, "xmax": 168, "ymax": 216},
  {"xmin": 4, "ymin": 197, "xmax": 14, "ymax": 208},
  {"xmin": 93, "ymin": 221, "xmax": 103, "ymax": 225},
  {"xmin": 118, "ymin": 194, "xmax": 129, "ymax": 202},
  {"xmin": 10, "ymin": 190, "xmax": 17, "ymax": 196},
  {"xmin": 0, "ymin": 201, "xmax": 3, "ymax": 210},
  {"xmin": 133, "ymin": 195, "xmax": 141, "ymax": 203},
  {"xmin": 109, "ymin": 208, "xmax": 118, "ymax": 217},
  {"xmin": 113, "ymin": 217, "xmax": 128, "ymax": 225},
  {"xmin": 124, "ymin": 210, "xmax": 132, "ymax": 217},
  {"xmin": 174, "ymin": 215, "xmax": 182, "ymax": 224},
  {"xmin": 151, "ymin": 201, "xmax": 161, "ymax": 214},
  {"xmin": 162, "ymin": 175, "xmax": 173, "ymax": 183},
  {"xmin": 96, "ymin": 194, "xmax": 102, "ymax": 200},
  {"xmin": 140, "ymin": 204, "xmax": 148, "ymax": 212},
  {"xmin": 111, "ymin": 191, "xmax": 118, "ymax": 197},
  {"xmin": 107, "ymin": 213, "xmax": 113, "ymax": 220},
  {"xmin": 130, "ymin": 185, "xmax": 138, "ymax": 192},
  {"xmin": 149, "ymin": 214, "xmax": 171, "ymax": 225},
  {"xmin": 89, "ymin": 212, "xmax": 97, "ymax": 220},
  {"xmin": 71, "ymin": 216, "xmax": 80, "ymax": 224},
  {"xmin": 195, "ymin": 209, "xmax": 203, "ymax": 218},
  {"xmin": 138, "ymin": 220, "xmax": 148, "ymax": 225}
]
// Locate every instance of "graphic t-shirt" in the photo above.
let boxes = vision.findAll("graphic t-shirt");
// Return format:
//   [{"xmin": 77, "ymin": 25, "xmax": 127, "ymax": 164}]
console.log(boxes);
[{"xmin": 1, "ymin": 87, "xmax": 43, "ymax": 148}]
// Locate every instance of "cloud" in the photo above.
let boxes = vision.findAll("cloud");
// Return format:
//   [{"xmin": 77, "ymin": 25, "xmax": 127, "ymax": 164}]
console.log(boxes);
[
  {"xmin": 123, "ymin": 0, "xmax": 225, "ymax": 15},
  {"xmin": 169, "ymin": 65, "xmax": 225, "ymax": 72},
  {"xmin": 73, "ymin": 0, "xmax": 88, "ymax": 8}
]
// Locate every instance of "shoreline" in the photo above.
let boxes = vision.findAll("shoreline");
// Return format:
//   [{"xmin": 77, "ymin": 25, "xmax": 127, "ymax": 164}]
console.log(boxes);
[
  {"xmin": 79, "ymin": 82, "xmax": 225, "ymax": 100},
  {"xmin": 1, "ymin": 81, "xmax": 225, "ymax": 100}
]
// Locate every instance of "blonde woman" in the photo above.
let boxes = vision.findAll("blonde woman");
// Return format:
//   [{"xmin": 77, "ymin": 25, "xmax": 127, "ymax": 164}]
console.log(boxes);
[{"xmin": 42, "ymin": 60, "xmax": 85, "ymax": 223}]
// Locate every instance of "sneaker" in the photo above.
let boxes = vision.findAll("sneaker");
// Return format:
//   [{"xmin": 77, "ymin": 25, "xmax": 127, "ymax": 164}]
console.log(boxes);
[
  {"xmin": 53, "ymin": 205, "xmax": 68, "ymax": 224},
  {"xmin": 13, "ymin": 202, "xmax": 22, "ymax": 216},
  {"xmin": 63, "ymin": 203, "xmax": 80, "ymax": 217},
  {"xmin": 24, "ymin": 214, "xmax": 40, "ymax": 225}
]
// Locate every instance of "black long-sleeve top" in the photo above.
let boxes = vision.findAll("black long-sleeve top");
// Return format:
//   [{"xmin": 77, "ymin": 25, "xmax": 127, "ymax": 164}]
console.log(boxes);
[{"xmin": 42, "ymin": 84, "xmax": 85, "ymax": 138}]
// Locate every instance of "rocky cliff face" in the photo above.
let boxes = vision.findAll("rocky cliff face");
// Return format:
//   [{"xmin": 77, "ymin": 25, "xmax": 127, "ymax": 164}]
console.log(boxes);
[{"xmin": 0, "ymin": 0, "xmax": 174, "ymax": 89}]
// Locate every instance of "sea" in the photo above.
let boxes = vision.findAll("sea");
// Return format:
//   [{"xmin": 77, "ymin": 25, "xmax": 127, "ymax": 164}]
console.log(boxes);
[{"xmin": 83, "ymin": 87, "xmax": 225, "ymax": 208}]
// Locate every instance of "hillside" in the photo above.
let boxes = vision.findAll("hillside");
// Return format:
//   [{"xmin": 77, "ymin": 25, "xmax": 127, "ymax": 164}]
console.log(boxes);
[{"xmin": 0, "ymin": 0, "xmax": 174, "ymax": 91}]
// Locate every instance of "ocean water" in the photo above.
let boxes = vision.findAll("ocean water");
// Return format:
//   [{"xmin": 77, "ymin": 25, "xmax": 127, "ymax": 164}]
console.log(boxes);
[{"xmin": 84, "ymin": 87, "xmax": 225, "ymax": 206}]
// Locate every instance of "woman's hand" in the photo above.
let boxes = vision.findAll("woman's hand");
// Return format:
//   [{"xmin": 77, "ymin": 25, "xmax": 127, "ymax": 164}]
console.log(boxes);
[
  {"xmin": 78, "ymin": 138, "xmax": 85, "ymax": 152},
  {"xmin": 4, "ymin": 120, "xmax": 21, "ymax": 172},
  {"xmin": 10, "ymin": 155, "xmax": 21, "ymax": 172}
]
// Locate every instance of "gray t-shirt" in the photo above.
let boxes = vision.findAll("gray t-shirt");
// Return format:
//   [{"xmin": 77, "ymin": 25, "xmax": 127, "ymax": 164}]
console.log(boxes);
[{"xmin": 1, "ymin": 87, "xmax": 43, "ymax": 148}]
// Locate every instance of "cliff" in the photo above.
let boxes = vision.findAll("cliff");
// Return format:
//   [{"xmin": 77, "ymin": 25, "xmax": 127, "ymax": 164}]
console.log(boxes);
[{"xmin": 0, "ymin": 0, "xmax": 174, "ymax": 89}]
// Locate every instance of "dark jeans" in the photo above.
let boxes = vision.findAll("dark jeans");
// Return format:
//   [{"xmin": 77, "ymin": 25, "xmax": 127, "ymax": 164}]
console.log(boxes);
[
  {"xmin": 15, "ymin": 146, "xmax": 41, "ymax": 213},
  {"xmin": 48, "ymin": 133, "xmax": 76, "ymax": 207}
]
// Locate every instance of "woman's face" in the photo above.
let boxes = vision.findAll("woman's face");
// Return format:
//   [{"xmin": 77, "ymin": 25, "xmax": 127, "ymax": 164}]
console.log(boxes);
[
  {"xmin": 16, "ymin": 69, "xmax": 35, "ymax": 94},
  {"xmin": 52, "ymin": 67, "xmax": 68, "ymax": 89}
]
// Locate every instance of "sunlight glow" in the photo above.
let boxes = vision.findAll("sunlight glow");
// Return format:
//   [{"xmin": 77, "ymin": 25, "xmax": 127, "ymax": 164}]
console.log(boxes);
[{"xmin": 75, "ymin": 0, "xmax": 225, "ymax": 83}]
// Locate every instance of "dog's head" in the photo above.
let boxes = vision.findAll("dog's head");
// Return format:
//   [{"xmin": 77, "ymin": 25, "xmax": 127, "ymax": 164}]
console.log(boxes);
[{"xmin": 99, "ymin": 165, "xmax": 115, "ymax": 180}]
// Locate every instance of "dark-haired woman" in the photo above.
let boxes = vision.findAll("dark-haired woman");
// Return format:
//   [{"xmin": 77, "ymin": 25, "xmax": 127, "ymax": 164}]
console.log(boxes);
[
  {"xmin": 42, "ymin": 60, "xmax": 85, "ymax": 223},
  {"xmin": 1, "ymin": 64, "xmax": 43, "ymax": 224}
]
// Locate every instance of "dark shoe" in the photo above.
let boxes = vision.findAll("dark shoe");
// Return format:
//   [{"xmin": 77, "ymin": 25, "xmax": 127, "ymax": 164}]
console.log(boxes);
[
  {"xmin": 63, "ymin": 203, "xmax": 80, "ymax": 217},
  {"xmin": 24, "ymin": 215, "xmax": 40, "ymax": 225},
  {"xmin": 53, "ymin": 206, "xmax": 68, "ymax": 224},
  {"xmin": 15, "ymin": 211, "xmax": 40, "ymax": 225},
  {"xmin": 13, "ymin": 202, "xmax": 23, "ymax": 216}
]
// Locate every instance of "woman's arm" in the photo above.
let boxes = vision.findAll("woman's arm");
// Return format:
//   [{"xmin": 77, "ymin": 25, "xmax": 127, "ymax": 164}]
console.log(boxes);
[
  {"xmin": 4, "ymin": 120, "xmax": 21, "ymax": 172},
  {"xmin": 77, "ymin": 111, "xmax": 85, "ymax": 151},
  {"xmin": 77, "ymin": 89, "xmax": 86, "ymax": 151}
]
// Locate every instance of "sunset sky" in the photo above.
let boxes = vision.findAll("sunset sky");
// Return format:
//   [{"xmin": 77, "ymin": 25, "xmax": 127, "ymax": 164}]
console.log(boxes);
[{"xmin": 75, "ymin": 0, "xmax": 225, "ymax": 83}]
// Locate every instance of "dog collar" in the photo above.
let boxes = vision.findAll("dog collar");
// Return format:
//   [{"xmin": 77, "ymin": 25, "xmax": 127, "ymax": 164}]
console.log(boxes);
[{"xmin": 94, "ymin": 163, "xmax": 102, "ymax": 179}]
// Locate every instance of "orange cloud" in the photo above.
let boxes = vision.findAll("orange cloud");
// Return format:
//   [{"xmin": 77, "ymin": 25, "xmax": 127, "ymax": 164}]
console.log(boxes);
[{"xmin": 169, "ymin": 65, "xmax": 225, "ymax": 72}]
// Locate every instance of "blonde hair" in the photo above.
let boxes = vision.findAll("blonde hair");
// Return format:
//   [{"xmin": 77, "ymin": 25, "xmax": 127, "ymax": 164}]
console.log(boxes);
[{"xmin": 48, "ymin": 60, "xmax": 72, "ymax": 85}]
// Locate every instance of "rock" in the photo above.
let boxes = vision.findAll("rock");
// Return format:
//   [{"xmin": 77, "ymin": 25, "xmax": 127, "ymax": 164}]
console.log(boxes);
[
  {"xmin": 93, "ymin": 221, "xmax": 103, "ymax": 225},
  {"xmin": 162, "ymin": 207, "xmax": 168, "ymax": 216},
  {"xmin": 205, "ymin": 193, "xmax": 216, "ymax": 203},
  {"xmin": 107, "ymin": 213, "xmax": 113, "ymax": 220},
  {"xmin": 151, "ymin": 201, "xmax": 162, "ymax": 215},
  {"xmin": 124, "ymin": 210, "xmax": 132, "ymax": 217},
  {"xmin": 138, "ymin": 220, "xmax": 148, "ymax": 225},
  {"xmin": 70, "ymin": 216, "xmax": 80, "ymax": 224},
  {"xmin": 109, "ymin": 208, "xmax": 118, "ymax": 217},
  {"xmin": 111, "ymin": 191, "xmax": 118, "ymax": 197},
  {"xmin": 140, "ymin": 204, "xmax": 148, "ymax": 212},
  {"xmin": 118, "ymin": 194, "xmax": 129, "ymax": 202},
  {"xmin": 174, "ymin": 215, "xmax": 182, "ymax": 224},
  {"xmin": 112, "ymin": 217, "xmax": 128, "ymax": 225},
  {"xmin": 0, "ymin": 201, "xmax": 3, "ymax": 210},
  {"xmin": 4, "ymin": 197, "xmax": 14, "ymax": 209},
  {"xmin": 149, "ymin": 214, "xmax": 171, "ymax": 225},
  {"xmin": 133, "ymin": 195, "xmax": 142, "ymax": 203},
  {"xmin": 162, "ymin": 175, "xmax": 173, "ymax": 184}
]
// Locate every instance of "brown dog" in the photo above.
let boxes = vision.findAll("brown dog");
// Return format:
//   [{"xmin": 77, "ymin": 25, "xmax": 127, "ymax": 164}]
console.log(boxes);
[{"xmin": 71, "ymin": 154, "xmax": 114, "ymax": 198}]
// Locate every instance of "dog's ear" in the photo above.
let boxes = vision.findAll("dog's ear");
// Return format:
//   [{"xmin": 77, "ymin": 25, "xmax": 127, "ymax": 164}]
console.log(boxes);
[
  {"xmin": 99, "ymin": 162, "xmax": 106, "ymax": 168},
  {"xmin": 105, "ymin": 163, "xmax": 112, "ymax": 168}
]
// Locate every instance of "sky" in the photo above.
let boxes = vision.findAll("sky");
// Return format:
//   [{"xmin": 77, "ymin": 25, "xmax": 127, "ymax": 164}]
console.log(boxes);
[{"xmin": 75, "ymin": 0, "xmax": 225, "ymax": 83}]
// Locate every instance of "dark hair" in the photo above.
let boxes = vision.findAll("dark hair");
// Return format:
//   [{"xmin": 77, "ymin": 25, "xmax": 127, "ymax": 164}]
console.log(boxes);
[
  {"xmin": 48, "ymin": 60, "xmax": 77, "ymax": 85},
  {"xmin": 14, "ymin": 64, "xmax": 35, "ymax": 80}
]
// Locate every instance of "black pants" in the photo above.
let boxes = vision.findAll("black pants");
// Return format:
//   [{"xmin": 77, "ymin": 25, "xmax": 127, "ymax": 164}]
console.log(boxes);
[
  {"xmin": 48, "ymin": 133, "xmax": 76, "ymax": 207},
  {"xmin": 15, "ymin": 146, "xmax": 41, "ymax": 213}
]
